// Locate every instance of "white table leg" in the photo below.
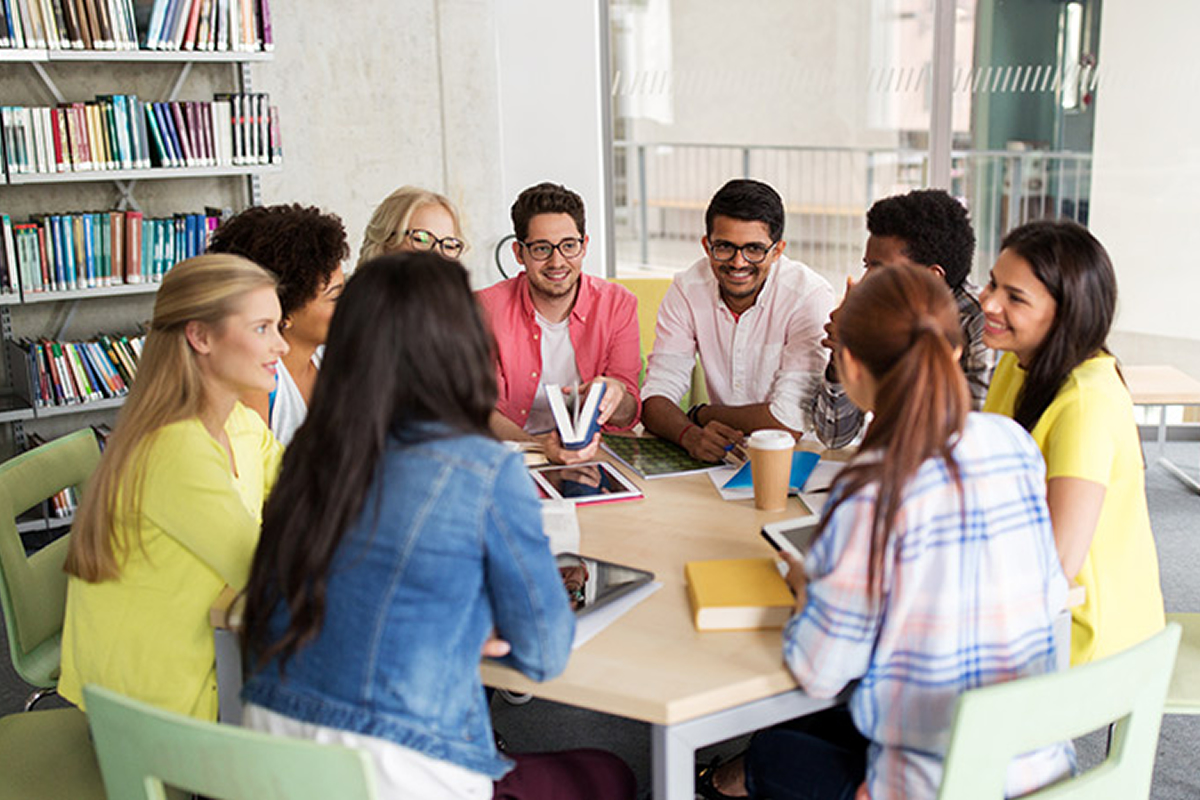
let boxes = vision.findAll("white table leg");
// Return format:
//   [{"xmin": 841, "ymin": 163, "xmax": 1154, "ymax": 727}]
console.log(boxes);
[
  {"xmin": 650, "ymin": 690, "xmax": 839, "ymax": 799},
  {"xmin": 214, "ymin": 627, "xmax": 244, "ymax": 725}
]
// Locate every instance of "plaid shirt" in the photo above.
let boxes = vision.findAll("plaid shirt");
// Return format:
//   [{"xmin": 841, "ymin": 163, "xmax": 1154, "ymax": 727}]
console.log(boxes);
[
  {"xmin": 807, "ymin": 281, "xmax": 993, "ymax": 449},
  {"xmin": 786, "ymin": 412, "xmax": 1074, "ymax": 799}
]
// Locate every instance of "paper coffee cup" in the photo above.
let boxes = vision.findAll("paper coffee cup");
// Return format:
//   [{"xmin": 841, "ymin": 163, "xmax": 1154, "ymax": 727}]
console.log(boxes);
[{"xmin": 748, "ymin": 429, "xmax": 794, "ymax": 511}]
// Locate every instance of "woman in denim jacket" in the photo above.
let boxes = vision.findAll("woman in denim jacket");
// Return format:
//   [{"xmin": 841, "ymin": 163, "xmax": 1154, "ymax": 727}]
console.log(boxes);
[{"xmin": 239, "ymin": 252, "xmax": 633, "ymax": 799}]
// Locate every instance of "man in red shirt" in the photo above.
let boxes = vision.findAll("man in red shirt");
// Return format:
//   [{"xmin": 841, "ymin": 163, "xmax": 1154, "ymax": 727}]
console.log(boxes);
[{"xmin": 477, "ymin": 182, "xmax": 641, "ymax": 464}]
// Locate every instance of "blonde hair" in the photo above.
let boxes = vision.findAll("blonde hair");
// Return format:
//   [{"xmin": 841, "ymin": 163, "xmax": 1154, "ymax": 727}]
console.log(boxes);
[
  {"xmin": 65, "ymin": 254, "xmax": 277, "ymax": 582},
  {"xmin": 357, "ymin": 186, "xmax": 463, "ymax": 266}
]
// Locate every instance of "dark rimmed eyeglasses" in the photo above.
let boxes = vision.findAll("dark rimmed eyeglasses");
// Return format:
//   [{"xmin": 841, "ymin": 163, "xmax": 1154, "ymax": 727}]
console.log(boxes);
[
  {"xmin": 520, "ymin": 237, "xmax": 584, "ymax": 262},
  {"xmin": 405, "ymin": 229, "xmax": 466, "ymax": 258},
  {"xmin": 709, "ymin": 240, "xmax": 777, "ymax": 265}
]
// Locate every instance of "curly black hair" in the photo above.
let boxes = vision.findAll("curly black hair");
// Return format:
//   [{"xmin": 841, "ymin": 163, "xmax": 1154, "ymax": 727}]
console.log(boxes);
[
  {"xmin": 207, "ymin": 204, "xmax": 349, "ymax": 318},
  {"xmin": 866, "ymin": 189, "xmax": 976, "ymax": 288}
]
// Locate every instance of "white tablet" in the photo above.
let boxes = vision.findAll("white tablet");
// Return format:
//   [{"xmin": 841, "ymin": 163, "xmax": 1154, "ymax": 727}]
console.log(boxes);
[
  {"xmin": 760, "ymin": 513, "xmax": 821, "ymax": 562},
  {"xmin": 530, "ymin": 461, "xmax": 643, "ymax": 505}
]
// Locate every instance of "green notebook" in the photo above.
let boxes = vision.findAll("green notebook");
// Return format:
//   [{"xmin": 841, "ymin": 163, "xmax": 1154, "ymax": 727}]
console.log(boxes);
[{"xmin": 601, "ymin": 434, "xmax": 721, "ymax": 479}]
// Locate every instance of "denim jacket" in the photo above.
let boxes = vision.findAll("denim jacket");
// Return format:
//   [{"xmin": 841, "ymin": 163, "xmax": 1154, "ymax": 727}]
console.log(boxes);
[{"xmin": 242, "ymin": 430, "xmax": 575, "ymax": 778}]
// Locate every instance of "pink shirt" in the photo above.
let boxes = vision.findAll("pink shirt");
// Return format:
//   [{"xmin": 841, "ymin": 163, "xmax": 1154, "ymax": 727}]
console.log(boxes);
[
  {"xmin": 476, "ymin": 272, "xmax": 642, "ymax": 431},
  {"xmin": 642, "ymin": 255, "xmax": 834, "ymax": 432}
]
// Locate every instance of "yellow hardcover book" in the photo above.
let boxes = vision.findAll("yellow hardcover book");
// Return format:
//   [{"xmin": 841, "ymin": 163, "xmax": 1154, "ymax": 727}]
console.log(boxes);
[{"xmin": 684, "ymin": 557, "xmax": 795, "ymax": 632}]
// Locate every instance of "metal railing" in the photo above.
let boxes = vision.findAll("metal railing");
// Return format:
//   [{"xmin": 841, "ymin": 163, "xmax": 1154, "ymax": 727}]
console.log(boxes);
[{"xmin": 613, "ymin": 141, "xmax": 1091, "ymax": 284}]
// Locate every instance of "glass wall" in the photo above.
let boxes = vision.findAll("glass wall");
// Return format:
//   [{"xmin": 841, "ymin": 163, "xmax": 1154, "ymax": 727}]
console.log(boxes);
[{"xmin": 608, "ymin": 0, "xmax": 951, "ymax": 288}]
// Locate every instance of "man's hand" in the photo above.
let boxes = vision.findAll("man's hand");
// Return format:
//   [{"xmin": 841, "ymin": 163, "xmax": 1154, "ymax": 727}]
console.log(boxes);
[
  {"xmin": 482, "ymin": 632, "xmax": 511, "ymax": 658},
  {"xmin": 590, "ymin": 377, "xmax": 627, "ymax": 426},
  {"xmin": 540, "ymin": 430, "xmax": 601, "ymax": 465},
  {"xmin": 680, "ymin": 420, "xmax": 744, "ymax": 462},
  {"xmin": 822, "ymin": 276, "xmax": 856, "ymax": 352}
]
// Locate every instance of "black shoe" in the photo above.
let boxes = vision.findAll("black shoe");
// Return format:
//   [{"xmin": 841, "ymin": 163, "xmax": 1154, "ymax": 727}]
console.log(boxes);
[{"xmin": 695, "ymin": 756, "xmax": 741, "ymax": 800}]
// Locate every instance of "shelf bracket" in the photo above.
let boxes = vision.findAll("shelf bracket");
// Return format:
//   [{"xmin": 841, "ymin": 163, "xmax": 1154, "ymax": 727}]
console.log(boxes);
[
  {"xmin": 52, "ymin": 299, "xmax": 81, "ymax": 342},
  {"xmin": 112, "ymin": 180, "xmax": 143, "ymax": 212},
  {"xmin": 29, "ymin": 62, "xmax": 66, "ymax": 106},
  {"xmin": 167, "ymin": 62, "xmax": 194, "ymax": 103}
]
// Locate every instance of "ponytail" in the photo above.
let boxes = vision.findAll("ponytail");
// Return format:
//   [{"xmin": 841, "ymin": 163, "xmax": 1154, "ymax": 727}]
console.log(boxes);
[{"xmin": 820, "ymin": 266, "xmax": 969, "ymax": 597}]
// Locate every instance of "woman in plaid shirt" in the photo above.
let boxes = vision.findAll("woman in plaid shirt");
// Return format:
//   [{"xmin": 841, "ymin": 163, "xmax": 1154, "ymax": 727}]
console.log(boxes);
[{"xmin": 700, "ymin": 265, "xmax": 1073, "ymax": 800}]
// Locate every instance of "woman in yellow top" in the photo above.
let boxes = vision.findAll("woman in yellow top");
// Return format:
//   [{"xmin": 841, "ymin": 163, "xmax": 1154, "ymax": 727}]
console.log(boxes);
[
  {"xmin": 59, "ymin": 254, "xmax": 287, "ymax": 720},
  {"xmin": 981, "ymin": 220, "xmax": 1164, "ymax": 665}
]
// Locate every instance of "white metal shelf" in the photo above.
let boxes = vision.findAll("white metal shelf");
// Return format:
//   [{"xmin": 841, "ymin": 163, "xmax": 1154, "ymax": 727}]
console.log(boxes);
[
  {"xmin": 0, "ymin": 49, "xmax": 273, "ymax": 63},
  {"xmin": 7, "ymin": 164, "xmax": 281, "ymax": 185},
  {"xmin": 18, "ymin": 283, "xmax": 161, "ymax": 305}
]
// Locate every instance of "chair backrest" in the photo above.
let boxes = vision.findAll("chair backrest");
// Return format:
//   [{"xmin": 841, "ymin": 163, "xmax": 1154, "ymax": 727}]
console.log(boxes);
[
  {"xmin": 0, "ymin": 429, "xmax": 101, "ymax": 687},
  {"xmin": 83, "ymin": 684, "xmax": 378, "ymax": 800},
  {"xmin": 613, "ymin": 276, "xmax": 709, "ymax": 406},
  {"xmin": 938, "ymin": 623, "xmax": 1181, "ymax": 799}
]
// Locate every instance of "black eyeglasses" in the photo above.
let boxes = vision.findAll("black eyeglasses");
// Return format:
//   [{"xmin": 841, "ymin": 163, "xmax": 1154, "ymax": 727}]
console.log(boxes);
[
  {"xmin": 405, "ymin": 229, "xmax": 466, "ymax": 258},
  {"xmin": 520, "ymin": 237, "xmax": 584, "ymax": 262},
  {"xmin": 709, "ymin": 240, "xmax": 777, "ymax": 265}
]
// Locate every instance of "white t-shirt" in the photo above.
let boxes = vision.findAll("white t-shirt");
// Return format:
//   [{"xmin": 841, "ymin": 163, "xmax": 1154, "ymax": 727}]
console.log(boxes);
[
  {"xmin": 270, "ymin": 346, "xmax": 324, "ymax": 447},
  {"xmin": 523, "ymin": 313, "xmax": 581, "ymax": 435},
  {"xmin": 243, "ymin": 704, "xmax": 491, "ymax": 800}
]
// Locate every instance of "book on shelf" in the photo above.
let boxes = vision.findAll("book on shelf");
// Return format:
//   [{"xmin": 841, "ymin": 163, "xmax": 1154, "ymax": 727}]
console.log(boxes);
[
  {"xmin": 684, "ymin": 557, "xmax": 796, "ymax": 631},
  {"xmin": 0, "ymin": 207, "xmax": 221, "ymax": 294},
  {"xmin": 0, "ymin": 0, "xmax": 279, "ymax": 51},
  {"xmin": 12, "ymin": 331, "xmax": 145, "ymax": 409},
  {"xmin": 0, "ymin": 0, "xmax": 141, "ymax": 50},
  {"xmin": 1, "ymin": 92, "xmax": 280, "ymax": 174},
  {"xmin": 139, "ymin": 0, "xmax": 270, "ymax": 51}
]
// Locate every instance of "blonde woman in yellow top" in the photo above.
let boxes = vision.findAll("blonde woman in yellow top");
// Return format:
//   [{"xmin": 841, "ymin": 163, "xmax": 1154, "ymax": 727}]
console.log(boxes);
[
  {"xmin": 981, "ymin": 221, "xmax": 1164, "ymax": 665},
  {"xmin": 358, "ymin": 185, "xmax": 466, "ymax": 266},
  {"xmin": 59, "ymin": 254, "xmax": 287, "ymax": 720}
]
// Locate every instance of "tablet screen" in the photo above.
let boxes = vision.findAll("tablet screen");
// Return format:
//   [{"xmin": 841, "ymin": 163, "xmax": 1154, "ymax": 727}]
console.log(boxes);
[
  {"xmin": 556, "ymin": 553, "xmax": 654, "ymax": 617},
  {"xmin": 761, "ymin": 514, "xmax": 821, "ymax": 560},
  {"xmin": 530, "ymin": 462, "xmax": 643, "ymax": 504}
]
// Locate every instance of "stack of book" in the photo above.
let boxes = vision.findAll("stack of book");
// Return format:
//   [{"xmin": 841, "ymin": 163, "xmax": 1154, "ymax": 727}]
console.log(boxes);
[
  {"xmin": 12, "ymin": 332, "xmax": 144, "ymax": 409},
  {"xmin": 0, "ymin": 0, "xmax": 273, "ymax": 51},
  {"xmin": 1, "ymin": 209, "xmax": 220, "ymax": 295},
  {"xmin": 1, "ymin": 92, "xmax": 281, "ymax": 175},
  {"xmin": 0, "ymin": 0, "xmax": 140, "ymax": 50}
]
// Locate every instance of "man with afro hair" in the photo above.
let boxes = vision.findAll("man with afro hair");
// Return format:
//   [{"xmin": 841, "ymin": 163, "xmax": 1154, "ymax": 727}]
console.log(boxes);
[{"xmin": 807, "ymin": 189, "xmax": 991, "ymax": 448}]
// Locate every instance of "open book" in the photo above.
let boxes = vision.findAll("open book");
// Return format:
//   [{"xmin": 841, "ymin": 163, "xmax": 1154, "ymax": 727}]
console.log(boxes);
[{"xmin": 545, "ymin": 382, "xmax": 607, "ymax": 450}]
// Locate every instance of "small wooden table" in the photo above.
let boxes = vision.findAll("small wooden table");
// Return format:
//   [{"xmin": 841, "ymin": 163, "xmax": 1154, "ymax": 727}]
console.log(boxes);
[{"xmin": 1123, "ymin": 365, "xmax": 1200, "ymax": 492}]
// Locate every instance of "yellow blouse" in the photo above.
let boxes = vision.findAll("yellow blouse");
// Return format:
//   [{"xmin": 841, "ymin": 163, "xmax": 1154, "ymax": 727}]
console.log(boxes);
[
  {"xmin": 59, "ymin": 403, "xmax": 282, "ymax": 719},
  {"xmin": 984, "ymin": 353, "xmax": 1165, "ymax": 665}
]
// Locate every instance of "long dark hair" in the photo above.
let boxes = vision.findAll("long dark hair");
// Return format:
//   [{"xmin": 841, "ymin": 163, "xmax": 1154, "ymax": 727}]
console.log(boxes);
[
  {"xmin": 1000, "ymin": 221, "xmax": 1117, "ymax": 432},
  {"xmin": 240, "ymin": 252, "xmax": 498, "ymax": 672},
  {"xmin": 821, "ymin": 265, "xmax": 970, "ymax": 597}
]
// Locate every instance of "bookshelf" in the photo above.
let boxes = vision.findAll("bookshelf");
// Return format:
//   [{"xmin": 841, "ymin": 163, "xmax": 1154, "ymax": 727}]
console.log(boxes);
[{"xmin": 1, "ymin": 38, "xmax": 277, "ymax": 459}]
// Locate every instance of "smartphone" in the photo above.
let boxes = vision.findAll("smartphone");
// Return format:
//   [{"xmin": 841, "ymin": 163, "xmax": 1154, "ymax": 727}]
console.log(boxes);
[{"xmin": 760, "ymin": 514, "xmax": 821, "ymax": 562}]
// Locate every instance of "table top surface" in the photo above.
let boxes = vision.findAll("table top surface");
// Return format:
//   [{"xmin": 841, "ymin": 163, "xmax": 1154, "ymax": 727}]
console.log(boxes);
[
  {"xmin": 479, "ymin": 452, "xmax": 823, "ymax": 727},
  {"xmin": 1122, "ymin": 364, "xmax": 1200, "ymax": 405}
]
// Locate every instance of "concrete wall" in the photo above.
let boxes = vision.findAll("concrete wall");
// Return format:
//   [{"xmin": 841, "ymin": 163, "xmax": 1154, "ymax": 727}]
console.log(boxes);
[{"xmin": 250, "ymin": 0, "xmax": 508, "ymax": 286}]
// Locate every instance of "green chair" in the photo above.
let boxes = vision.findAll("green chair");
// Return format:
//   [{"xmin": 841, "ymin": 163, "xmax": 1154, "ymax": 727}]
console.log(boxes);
[
  {"xmin": 84, "ymin": 684, "xmax": 379, "ymax": 800},
  {"xmin": 938, "ymin": 622, "xmax": 1181, "ymax": 799},
  {"xmin": 0, "ymin": 706, "xmax": 106, "ymax": 800},
  {"xmin": 0, "ymin": 429, "xmax": 101, "ymax": 710},
  {"xmin": 1165, "ymin": 612, "xmax": 1200, "ymax": 715},
  {"xmin": 614, "ymin": 276, "xmax": 708, "ymax": 408}
]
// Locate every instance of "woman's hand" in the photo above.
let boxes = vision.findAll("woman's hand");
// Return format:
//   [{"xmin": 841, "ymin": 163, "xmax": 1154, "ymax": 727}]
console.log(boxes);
[{"xmin": 779, "ymin": 551, "xmax": 808, "ymax": 610}]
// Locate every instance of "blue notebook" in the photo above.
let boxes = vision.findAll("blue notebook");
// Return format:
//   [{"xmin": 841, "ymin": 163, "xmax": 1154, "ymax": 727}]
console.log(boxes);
[{"xmin": 722, "ymin": 451, "xmax": 821, "ymax": 492}]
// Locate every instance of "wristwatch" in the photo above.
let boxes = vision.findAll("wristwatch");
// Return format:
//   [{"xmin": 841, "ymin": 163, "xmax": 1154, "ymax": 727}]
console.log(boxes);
[{"xmin": 686, "ymin": 403, "xmax": 708, "ymax": 425}]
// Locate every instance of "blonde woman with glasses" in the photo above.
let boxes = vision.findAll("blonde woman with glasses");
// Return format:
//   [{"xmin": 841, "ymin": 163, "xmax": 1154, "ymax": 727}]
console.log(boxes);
[
  {"xmin": 358, "ymin": 186, "xmax": 466, "ymax": 265},
  {"xmin": 58, "ymin": 254, "xmax": 287, "ymax": 721}
]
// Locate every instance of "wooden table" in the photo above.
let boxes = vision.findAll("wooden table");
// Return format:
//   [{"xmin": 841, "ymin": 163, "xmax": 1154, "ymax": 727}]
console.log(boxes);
[
  {"xmin": 1123, "ymin": 365, "xmax": 1200, "ymax": 492},
  {"xmin": 481, "ymin": 458, "xmax": 838, "ymax": 800},
  {"xmin": 212, "ymin": 455, "xmax": 834, "ymax": 800}
]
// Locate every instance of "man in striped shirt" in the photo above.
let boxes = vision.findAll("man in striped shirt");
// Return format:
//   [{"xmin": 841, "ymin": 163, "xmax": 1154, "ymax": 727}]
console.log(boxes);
[{"xmin": 806, "ymin": 190, "xmax": 991, "ymax": 449}]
